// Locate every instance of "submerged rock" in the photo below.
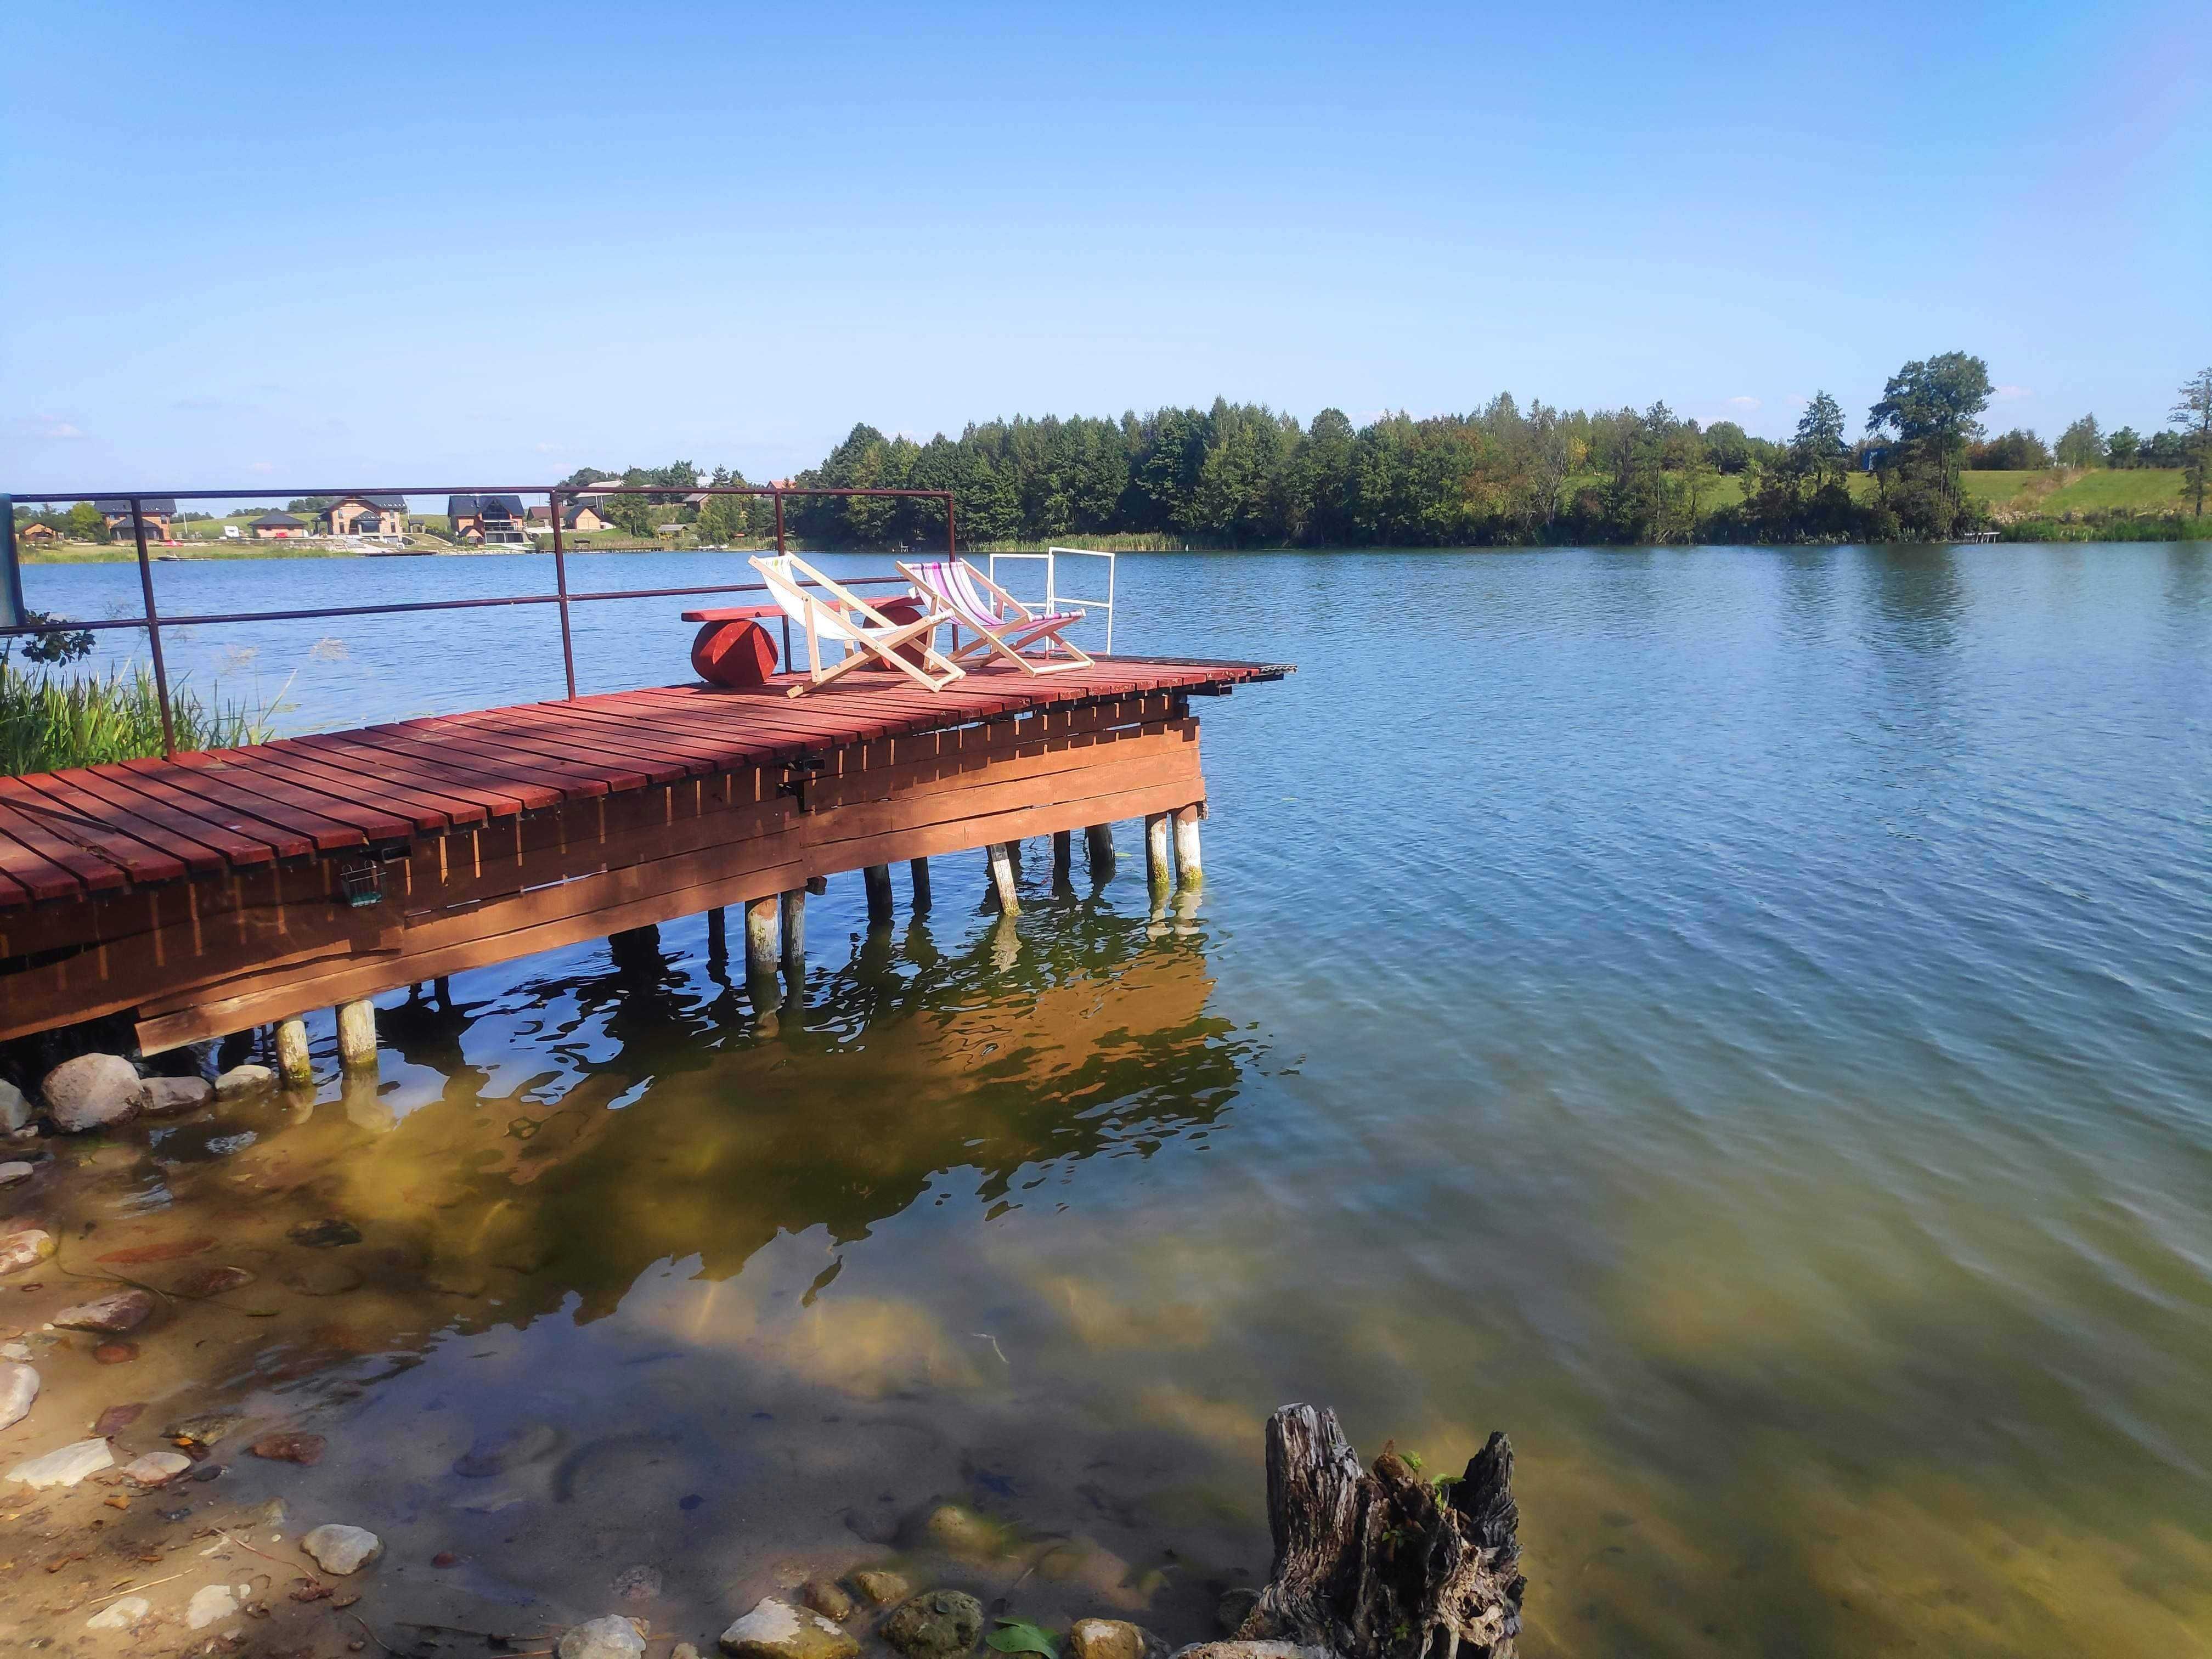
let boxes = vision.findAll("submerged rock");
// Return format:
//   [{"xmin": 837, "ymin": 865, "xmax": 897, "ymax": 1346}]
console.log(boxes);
[
  {"xmin": 7, "ymin": 1436, "xmax": 116, "ymax": 1489},
  {"xmin": 0, "ymin": 1362, "xmax": 37, "ymax": 1432},
  {"xmin": 185, "ymin": 1583, "xmax": 239, "ymax": 1629},
  {"xmin": 800, "ymin": 1579, "xmax": 855, "ymax": 1622},
  {"xmin": 53, "ymin": 1289, "xmax": 156, "ymax": 1334},
  {"xmin": 1214, "ymin": 1590, "xmax": 1260, "ymax": 1635},
  {"xmin": 165, "ymin": 1410, "xmax": 246, "ymax": 1447},
  {"xmin": 251, "ymin": 1431, "xmax": 326, "ymax": 1465},
  {"xmin": 139, "ymin": 1076, "xmax": 215, "ymax": 1116},
  {"xmin": 454, "ymin": 1421, "xmax": 561, "ymax": 1477},
  {"xmin": 1069, "ymin": 1622, "xmax": 1166, "ymax": 1659},
  {"xmin": 173, "ymin": 1263, "xmax": 257, "ymax": 1298},
  {"xmin": 1167, "ymin": 1645, "xmax": 1333, "ymax": 1659},
  {"xmin": 288, "ymin": 1217, "xmax": 363, "ymax": 1248},
  {"xmin": 907, "ymin": 1502, "xmax": 1009, "ymax": 1559},
  {"xmin": 94, "ymin": 1341, "xmax": 139, "ymax": 1364},
  {"xmin": 560, "ymin": 1616, "xmax": 648, "ymax": 1659},
  {"xmin": 881, "ymin": 1590, "xmax": 985, "ymax": 1659},
  {"xmin": 303, "ymin": 1522, "xmax": 383, "ymax": 1574},
  {"xmin": 0, "ymin": 1161, "xmax": 33, "ymax": 1187},
  {"xmin": 0, "ymin": 1228, "xmax": 57, "ymax": 1276},
  {"xmin": 719, "ymin": 1598, "xmax": 860, "ymax": 1659},
  {"xmin": 122, "ymin": 1451, "xmax": 193, "ymax": 1485},
  {"xmin": 86, "ymin": 1595, "xmax": 151, "ymax": 1630},
  {"xmin": 43, "ymin": 1053, "xmax": 146, "ymax": 1132},
  {"xmin": 850, "ymin": 1570, "xmax": 912, "ymax": 1608},
  {"xmin": 215, "ymin": 1064, "xmax": 277, "ymax": 1099},
  {"xmin": 613, "ymin": 1564, "xmax": 664, "ymax": 1602},
  {"xmin": 0, "ymin": 1079, "xmax": 30, "ymax": 1131}
]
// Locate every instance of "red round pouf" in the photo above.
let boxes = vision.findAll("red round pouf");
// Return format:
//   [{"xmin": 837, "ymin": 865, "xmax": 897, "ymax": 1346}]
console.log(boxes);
[{"xmin": 691, "ymin": 619, "xmax": 778, "ymax": 687}]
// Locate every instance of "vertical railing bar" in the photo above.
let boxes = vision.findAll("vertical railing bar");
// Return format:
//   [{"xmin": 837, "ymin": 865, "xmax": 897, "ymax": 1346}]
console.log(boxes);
[
  {"xmin": 775, "ymin": 490, "xmax": 790, "ymax": 670},
  {"xmin": 549, "ymin": 489, "xmax": 578, "ymax": 700},
  {"xmin": 129, "ymin": 496, "xmax": 178, "ymax": 757}
]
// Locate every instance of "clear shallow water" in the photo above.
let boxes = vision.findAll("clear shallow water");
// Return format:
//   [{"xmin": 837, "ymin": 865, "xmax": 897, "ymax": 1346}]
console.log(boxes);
[{"xmin": 17, "ymin": 544, "xmax": 2212, "ymax": 1655}]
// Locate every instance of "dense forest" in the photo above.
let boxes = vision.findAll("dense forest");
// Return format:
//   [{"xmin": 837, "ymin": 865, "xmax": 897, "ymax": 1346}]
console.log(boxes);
[{"xmin": 554, "ymin": 356, "xmax": 2211, "ymax": 550}]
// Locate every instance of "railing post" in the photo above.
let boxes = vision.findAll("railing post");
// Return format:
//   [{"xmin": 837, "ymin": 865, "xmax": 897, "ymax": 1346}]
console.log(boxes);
[
  {"xmin": 945, "ymin": 490, "xmax": 957, "ymax": 556},
  {"xmin": 129, "ymin": 497, "xmax": 177, "ymax": 758},
  {"xmin": 549, "ymin": 489, "xmax": 578, "ymax": 699}
]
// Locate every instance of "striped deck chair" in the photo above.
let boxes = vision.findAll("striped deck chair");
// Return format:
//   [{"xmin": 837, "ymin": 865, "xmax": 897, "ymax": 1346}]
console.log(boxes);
[
  {"xmin": 748, "ymin": 552, "xmax": 965, "ymax": 697},
  {"xmin": 896, "ymin": 558, "xmax": 1094, "ymax": 675}
]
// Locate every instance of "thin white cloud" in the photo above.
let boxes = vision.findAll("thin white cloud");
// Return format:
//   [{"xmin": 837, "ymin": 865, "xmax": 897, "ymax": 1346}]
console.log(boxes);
[
  {"xmin": 248, "ymin": 460, "xmax": 274, "ymax": 473},
  {"xmin": 1995, "ymin": 385, "xmax": 2033, "ymax": 401},
  {"xmin": 1726, "ymin": 395, "xmax": 1759, "ymax": 410},
  {"xmin": 8, "ymin": 412, "xmax": 89, "ymax": 441}
]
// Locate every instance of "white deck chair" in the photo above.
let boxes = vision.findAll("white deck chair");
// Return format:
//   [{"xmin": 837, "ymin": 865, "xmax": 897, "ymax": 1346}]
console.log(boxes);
[
  {"xmin": 748, "ymin": 552, "xmax": 965, "ymax": 697},
  {"xmin": 896, "ymin": 558, "xmax": 1094, "ymax": 674}
]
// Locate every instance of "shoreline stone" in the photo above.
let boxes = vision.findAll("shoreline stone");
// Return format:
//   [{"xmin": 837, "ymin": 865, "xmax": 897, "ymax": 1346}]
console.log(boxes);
[
  {"xmin": 0, "ymin": 1228, "xmax": 57, "ymax": 1276},
  {"xmin": 53, "ymin": 1288, "xmax": 156, "ymax": 1334},
  {"xmin": 561, "ymin": 1617, "xmax": 647, "ymax": 1659},
  {"xmin": 123, "ymin": 1451, "xmax": 194, "ymax": 1485},
  {"xmin": 140, "ymin": 1075, "xmax": 216, "ymax": 1116},
  {"xmin": 0, "ymin": 1161, "xmax": 33, "ymax": 1187},
  {"xmin": 42, "ymin": 1053, "xmax": 145, "ymax": 1133},
  {"xmin": 86, "ymin": 1595, "xmax": 151, "ymax": 1630},
  {"xmin": 215, "ymin": 1063, "xmax": 277, "ymax": 1099},
  {"xmin": 800, "ymin": 1579, "xmax": 854, "ymax": 1622},
  {"xmin": 186, "ymin": 1583, "xmax": 240, "ymax": 1629},
  {"xmin": 881, "ymin": 1590, "xmax": 985, "ymax": 1659},
  {"xmin": 0, "ymin": 1362, "xmax": 37, "ymax": 1432},
  {"xmin": 302, "ymin": 1523, "xmax": 383, "ymax": 1574},
  {"xmin": 1069, "ymin": 1621, "xmax": 1168, "ymax": 1659},
  {"xmin": 7, "ymin": 1436, "xmax": 116, "ymax": 1489},
  {"xmin": 720, "ymin": 1597, "xmax": 860, "ymax": 1659},
  {"xmin": 0, "ymin": 1079, "xmax": 30, "ymax": 1131},
  {"xmin": 850, "ymin": 1570, "xmax": 912, "ymax": 1608}
]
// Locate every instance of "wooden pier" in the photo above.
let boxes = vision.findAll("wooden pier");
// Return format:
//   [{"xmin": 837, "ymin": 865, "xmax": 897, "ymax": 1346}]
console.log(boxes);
[{"xmin": 0, "ymin": 657, "xmax": 1285, "ymax": 1057}]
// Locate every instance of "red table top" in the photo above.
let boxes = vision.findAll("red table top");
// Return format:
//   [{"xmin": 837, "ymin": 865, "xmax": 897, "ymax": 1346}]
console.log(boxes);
[{"xmin": 680, "ymin": 605, "xmax": 783, "ymax": 623}]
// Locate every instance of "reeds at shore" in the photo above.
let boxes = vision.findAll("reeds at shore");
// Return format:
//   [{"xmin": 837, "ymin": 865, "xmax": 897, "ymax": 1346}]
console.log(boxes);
[{"xmin": 0, "ymin": 651, "xmax": 280, "ymax": 776}]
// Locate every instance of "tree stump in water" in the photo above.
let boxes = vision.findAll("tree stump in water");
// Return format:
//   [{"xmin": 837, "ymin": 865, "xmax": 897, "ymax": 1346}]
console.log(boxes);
[{"xmin": 1238, "ymin": 1404, "xmax": 1523, "ymax": 1659}]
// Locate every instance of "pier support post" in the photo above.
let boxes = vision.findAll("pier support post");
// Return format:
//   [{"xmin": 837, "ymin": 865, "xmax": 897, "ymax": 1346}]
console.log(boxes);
[
  {"xmin": 275, "ymin": 1017, "xmax": 313, "ymax": 1089},
  {"xmin": 744, "ymin": 896, "xmax": 778, "ymax": 980},
  {"xmin": 864, "ymin": 863, "xmax": 895, "ymax": 926},
  {"xmin": 910, "ymin": 856, "xmax": 933, "ymax": 913},
  {"xmin": 1173, "ymin": 804, "xmax": 1204, "ymax": 888},
  {"xmin": 779, "ymin": 889, "xmax": 806, "ymax": 970},
  {"xmin": 1144, "ymin": 813, "xmax": 1173, "ymax": 896},
  {"xmin": 987, "ymin": 842, "xmax": 1022, "ymax": 916},
  {"xmin": 335, "ymin": 998, "xmax": 377, "ymax": 1071},
  {"xmin": 706, "ymin": 905, "xmax": 727, "ymax": 963},
  {"xmin": 1052, "ymin": 830, "xmax": 1073, "ymax": 878},
  {"xmin": 1085, "ymin": 822, "xmax": 1116, "ymax": 880}
]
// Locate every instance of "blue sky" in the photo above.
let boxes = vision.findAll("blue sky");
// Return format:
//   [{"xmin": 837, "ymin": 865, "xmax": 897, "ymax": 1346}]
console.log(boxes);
[{"xmin": 4, "ymin": 0, "xmax": 2207, "ymax": 493}]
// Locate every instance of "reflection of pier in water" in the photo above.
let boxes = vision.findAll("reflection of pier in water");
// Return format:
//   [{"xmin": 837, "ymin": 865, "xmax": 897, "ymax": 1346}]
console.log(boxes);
[{"xmin": 131, "ymin": 905, "xmax": 1242, "ymax": 1359}]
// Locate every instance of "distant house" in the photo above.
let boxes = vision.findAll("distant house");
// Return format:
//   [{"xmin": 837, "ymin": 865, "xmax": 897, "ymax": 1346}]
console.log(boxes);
[
  {"xmin": 249, "ymin": 511, "xmax": 306, "ymax": 539},
  {"xmin": 18, "ymin": 522, "xmax": 58, "ymax": 544},
  {"xmin": 92, "ymin": 497, "xmax": 178, "ymax": 540},
  {"xmin": 446, "ymin": 493, "xmax": 528, "ymax": 545},
  {"xmin": 523, "ymin": 502, "xmax": 616, "ymax": 533},
  {"xmin": 320, "ymin": 494, "xmax": 407, "ymax": 539}
]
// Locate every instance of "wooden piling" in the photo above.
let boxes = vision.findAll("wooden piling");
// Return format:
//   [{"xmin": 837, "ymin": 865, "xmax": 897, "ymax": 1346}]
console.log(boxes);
[
  {"xmin": 987, "ymin": 842, "xmax": 1022, "ymax": 915},
  {"xmin": 274, "ymin": 1017, "xmax": 313, "ymax": 1088},
  {"xmin": 1144, "ymin": 813, "xmax": 1173, "ymax": 894},
  {"xmin": 1173, "ymin": 804, "xmax": 1204, "ymax": 887},
  {"xmin": 864, "ymin": 863, "xmax": 895, "ymax": 926},
  {"xmin": 1085, "ymin": 822, "xmax": 1116, "ymax": 879},
  {"xmin": 779, "ymin": 889, "xmax": 806, "ymax": 969},
  {"xmin": 910, "ymin": 856, "xmax": 933, "ymax": 912},
  {"xmin": 335, "ymin": 998, "xmax": 377, "ymax": 1071},
  {"xmin": 1052, "ymin": 829, "xmax": 1073, "ymax": 878},
  {"xmin": 744, "ymin": 896, "xmax": 778, "ymax": 979},
  {"xmin": 706, "ymin": 905, "xmax": 727, "ymax": 957}
]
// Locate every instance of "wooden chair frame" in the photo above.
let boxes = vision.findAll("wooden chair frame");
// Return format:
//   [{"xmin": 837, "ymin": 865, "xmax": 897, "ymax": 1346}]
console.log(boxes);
[
  {"xmin": 896, "ymin": 557, "xmax": 1095, "ymax": 675},
  {"xmin": 748, "ymin": 552, "xmax": 965, "ymax": 698}
]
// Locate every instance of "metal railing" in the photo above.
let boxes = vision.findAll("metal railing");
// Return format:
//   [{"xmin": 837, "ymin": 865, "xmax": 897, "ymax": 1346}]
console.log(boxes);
[{"xmin": 0, "ymin": 484, "xmax": 959, "ymax": 757}]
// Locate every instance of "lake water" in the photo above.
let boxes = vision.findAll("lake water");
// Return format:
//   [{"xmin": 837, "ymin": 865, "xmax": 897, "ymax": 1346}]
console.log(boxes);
[{"xmin": 14, "ymin": 544, "xmax": 2212, "ymax": 1656}]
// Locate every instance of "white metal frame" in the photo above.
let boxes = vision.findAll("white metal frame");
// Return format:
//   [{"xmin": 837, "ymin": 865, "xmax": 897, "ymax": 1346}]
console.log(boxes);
[{"xmin": 985, "ymin": 546, "xmax": 1116, "ymax": 653}]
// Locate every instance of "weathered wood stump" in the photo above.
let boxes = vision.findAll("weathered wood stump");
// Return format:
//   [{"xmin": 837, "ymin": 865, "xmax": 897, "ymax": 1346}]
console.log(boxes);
[{"xmin": 1236, "ymin": 1404, "xmax": 1523, "ymax": 1659}]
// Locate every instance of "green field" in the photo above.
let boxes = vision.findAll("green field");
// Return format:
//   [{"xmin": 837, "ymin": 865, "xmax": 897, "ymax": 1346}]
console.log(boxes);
[{"xmin": 1962, "ymin": 467, "xmax": 2189, "ymax": 516}]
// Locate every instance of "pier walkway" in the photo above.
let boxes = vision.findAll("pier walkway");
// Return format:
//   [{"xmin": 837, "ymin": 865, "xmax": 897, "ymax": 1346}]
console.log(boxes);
[{"xmin": 0, "ymin": 656, "xmax": 1286, "ymax": 1054}]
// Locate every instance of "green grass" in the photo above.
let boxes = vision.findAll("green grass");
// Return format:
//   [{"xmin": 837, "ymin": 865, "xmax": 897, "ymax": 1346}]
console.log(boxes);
[
  {"xmin": 0, "ymin": 653, "xmax": 283, "ymax": 776},
  {"xmin": 1962, "ymin": 467, "xmax": 2188, "ymax": 516}
]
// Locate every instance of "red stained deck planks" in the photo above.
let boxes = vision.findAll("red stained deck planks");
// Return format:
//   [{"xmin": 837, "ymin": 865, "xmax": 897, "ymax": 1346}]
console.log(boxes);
[{"xmin": 0, "ymin": 656, "xmax": 1285, "ymax": 913}]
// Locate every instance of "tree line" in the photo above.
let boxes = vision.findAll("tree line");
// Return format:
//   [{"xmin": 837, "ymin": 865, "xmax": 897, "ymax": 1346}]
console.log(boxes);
[{"xmin": 554, "ymin": 355, "xmax": 2206, "ymax": 549}]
